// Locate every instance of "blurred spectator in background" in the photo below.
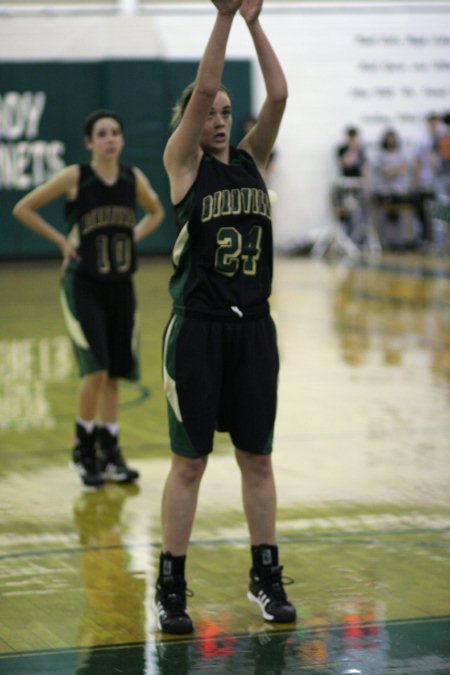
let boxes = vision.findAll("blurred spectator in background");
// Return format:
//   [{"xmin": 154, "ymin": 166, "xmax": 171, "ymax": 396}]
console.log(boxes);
[
  {"xmin": 432, "ymin": 112, "xmax": 450, "ymax": 251},
  {"xmin": 373, "ymin": 128, "xmax": 418, "ymax": 249},
  {"xmin": 375, "ymin": 128, "xmax": 412, "ymax": 198},
  {"xmin": 337, "ymin": 126, "xmax": 369, "ymax": 179},
  {"xmin": 332, "ymin": 126, "xmax": 370, "ymax": 245},
  {"xmin": 436, "ymin": 112, "xmax": 450, "ymax": 197},
  {"xmin": 413, "ymin": 113, "xmax": 441, "ymax": 246}
]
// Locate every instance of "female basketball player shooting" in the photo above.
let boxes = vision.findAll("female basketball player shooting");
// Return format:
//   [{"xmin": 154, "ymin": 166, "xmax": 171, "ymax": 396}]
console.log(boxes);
[{"xmin": 155, "ymin": 0, "xmax": 295, "ymax": 634}]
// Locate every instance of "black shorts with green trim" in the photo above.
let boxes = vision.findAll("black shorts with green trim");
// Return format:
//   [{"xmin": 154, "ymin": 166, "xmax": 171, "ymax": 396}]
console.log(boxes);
[
  {"xmin": 60, "ymin": 271, "xmax": 140, "ymax": 380},
  {"xmin": 163, "ymin": 311, "xmax": 279, "ymax": 458}
]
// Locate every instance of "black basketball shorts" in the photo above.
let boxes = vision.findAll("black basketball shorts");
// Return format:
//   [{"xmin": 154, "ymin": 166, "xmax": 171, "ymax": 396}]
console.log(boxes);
[
  {"xmin": 163, "ymin": 312, "xmax": 279, "ymax": 458},
  {"xmin": 60, "ymin": 271, "xmax": 140, "ymax": 380}
]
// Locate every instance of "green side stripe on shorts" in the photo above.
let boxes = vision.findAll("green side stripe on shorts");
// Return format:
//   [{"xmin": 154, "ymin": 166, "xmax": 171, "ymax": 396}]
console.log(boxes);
[
  {"xmin": 169, "ymin": 223, "xmax": 192, "ymax": 308},
  {"xmin": 162, "ymin": 315, "xmax": 183, "ymax": 422},
  {"xmin": 59, "ymin": 280, "xmax": 89, "ymax": 349}
]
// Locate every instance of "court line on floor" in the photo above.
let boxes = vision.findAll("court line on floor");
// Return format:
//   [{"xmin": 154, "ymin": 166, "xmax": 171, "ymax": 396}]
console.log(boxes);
[
  {"xmin": 0, "ymin": 614, "xmax": 449, "ymax": 661},
  {"xmin": 1, "ymin": 527, "xmax": 449, "ymax": 562}
]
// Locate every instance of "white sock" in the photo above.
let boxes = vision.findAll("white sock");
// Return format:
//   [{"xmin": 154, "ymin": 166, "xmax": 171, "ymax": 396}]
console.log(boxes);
[
  {"xmin": 76, "ymin": 418, "xmax": 96, "ymax": 434},
  {"xmin": 101, "ymin": 422, "xmax": 119, "ymax": 437}
]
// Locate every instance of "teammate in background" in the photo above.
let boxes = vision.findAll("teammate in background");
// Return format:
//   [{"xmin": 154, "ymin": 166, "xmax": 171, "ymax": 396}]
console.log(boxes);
[
  {"xmin": 156, "ymin": 0, "xmax": 295, "ymax": 634},
  {"xmin": 13, "ymin": 110, "xmax": 164, "ymax": 489}
]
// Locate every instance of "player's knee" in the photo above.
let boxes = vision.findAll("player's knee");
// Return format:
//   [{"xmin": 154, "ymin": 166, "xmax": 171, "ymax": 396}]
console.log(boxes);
[
  {"xmin": 236, "ymin": 449, "xmax": 273, "ymax": 480},
  {"xmin": 84, "ymin": 370, "xmax": 108, "ymax": 389},
  {"xmin": 171, "ymin": 454, "xmax": 207, "ymax": 486}
]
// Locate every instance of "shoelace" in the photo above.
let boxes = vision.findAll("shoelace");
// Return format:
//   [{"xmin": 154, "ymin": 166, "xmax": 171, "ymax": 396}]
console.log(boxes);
[
  {"xmin": 161, "ymin": 582, "xmax": 194, "ymax": 613},
  {"xmin": 79, "ymin": 449, "xmax": 100, "ymax": 473},
  {"xmin": 259, "ymin": 566, "xmax": 294, "ymax": 602},
  {"xmin": 104, "ymin": 445, "xmax": 126, "ymax": 467}
]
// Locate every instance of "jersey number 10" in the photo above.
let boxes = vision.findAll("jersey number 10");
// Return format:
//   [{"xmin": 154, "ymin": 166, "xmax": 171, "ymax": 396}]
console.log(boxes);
[{"xmin": 96, "ymin": 234, "xmax": 132, "ymax": 274}]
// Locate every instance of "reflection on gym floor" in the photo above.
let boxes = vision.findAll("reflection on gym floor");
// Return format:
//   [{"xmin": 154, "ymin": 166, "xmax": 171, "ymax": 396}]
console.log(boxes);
[{"xmin": 0, "ymin": 254, "xmax": 449, "ymax": 674}]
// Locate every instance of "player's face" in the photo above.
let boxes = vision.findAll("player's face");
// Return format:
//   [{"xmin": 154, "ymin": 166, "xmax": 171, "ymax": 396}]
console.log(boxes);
[
  {"xmin": 200, "ymin": 90, "xmax": 232, "ymax": 156},
  {"xmin": 85, "ymin": 117, "xmax": 124, "ymax": 161}
]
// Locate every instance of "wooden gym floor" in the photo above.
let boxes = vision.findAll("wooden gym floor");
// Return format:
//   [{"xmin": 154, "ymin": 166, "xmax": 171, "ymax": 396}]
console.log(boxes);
[{"xmin": 0, "ymin": 252, "xmax": 449, "ymax": 674}]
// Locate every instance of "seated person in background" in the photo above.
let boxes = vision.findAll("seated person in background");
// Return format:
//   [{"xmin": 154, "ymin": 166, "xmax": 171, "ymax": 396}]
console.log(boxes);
[
  {"xmin": 413, "ymin": 112, "xmax": 441, "ymax": 246},
  {"xmin": 333, "ymin": 126, "xmax": 369, "ymax": 242},
  {"xmin": 436, "ymin": 112, "xmax": 450, "ymax": 197},
  {"xmin": 375, "ymin": 128, "xmax": 411, "ymax": 197},
  {"xmin": 432, "ymin": 112, "xmax": 450, "ymax": 249},
  {"xmin": 337, "ymin": 126, "xmax": 368, "ymax": 179},
  {"xmin": 374, "ymin": 128, "xmax": 417, "ymax": 248}
]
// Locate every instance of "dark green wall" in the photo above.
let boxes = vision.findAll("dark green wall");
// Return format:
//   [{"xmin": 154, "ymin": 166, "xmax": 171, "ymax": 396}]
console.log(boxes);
[{"xmin": 0, "ymin": 59, "xmax": 251, "ymax": 259}]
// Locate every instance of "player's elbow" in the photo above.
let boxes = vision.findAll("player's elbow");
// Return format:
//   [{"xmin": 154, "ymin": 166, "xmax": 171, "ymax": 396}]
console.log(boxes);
[
  {"xmin": 12, "ymin": 200, "xmax": 26, "ymax": 222},
  {"xmin": 156, "ymin": 203, "xmax": 165, "ymax": 226},
  {"xmin": 275, "ymin": 88, "xmax": 288, "ymax": 106}
]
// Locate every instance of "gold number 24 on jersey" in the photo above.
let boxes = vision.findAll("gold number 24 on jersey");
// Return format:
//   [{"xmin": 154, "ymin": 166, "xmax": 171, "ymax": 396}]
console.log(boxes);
[{"xmin": 215, "ymin": 225, "xmax": 262, "ymax": 277}]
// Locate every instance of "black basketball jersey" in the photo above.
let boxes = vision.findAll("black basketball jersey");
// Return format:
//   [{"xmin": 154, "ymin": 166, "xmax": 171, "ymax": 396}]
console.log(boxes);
[
  {"xmin": 65, "ymin": 164, "xmax": 137, "ymax": 280},
  {"xmin": 170, "ymin": 147, "xmax": 273, "ymax": 319}
]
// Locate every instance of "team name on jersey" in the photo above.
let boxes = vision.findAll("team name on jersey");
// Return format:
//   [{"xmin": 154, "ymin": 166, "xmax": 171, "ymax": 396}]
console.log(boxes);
[
  {"xmin": 79, "ymin": 205, "xmax": 135, "ymax": 235},
  {"xmin": 201, "ymin": 188, "xmax": 271, "ymax": 223}
]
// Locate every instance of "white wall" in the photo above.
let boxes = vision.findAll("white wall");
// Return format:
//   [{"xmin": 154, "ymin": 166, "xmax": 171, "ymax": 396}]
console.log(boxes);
[{"xmin": 1, "ymin": 1, "xmax": 450, "ymax": 248}]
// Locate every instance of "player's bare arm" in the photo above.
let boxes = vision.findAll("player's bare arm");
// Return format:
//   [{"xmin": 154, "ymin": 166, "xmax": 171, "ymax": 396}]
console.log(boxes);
[
  {"xmin": 238, "ymin": 1, "xmax": 287, "ymax": 171},
  {"xmin": 13, "ymin": 165, "xmax": 80, "ymax": 266},
  {"xmin": 133, "ymin": 167, "xmax": 165, "ymax": 242},
  {"xmin": 163, "ymin": 0, "xmax": 242, "ymax": 204}
]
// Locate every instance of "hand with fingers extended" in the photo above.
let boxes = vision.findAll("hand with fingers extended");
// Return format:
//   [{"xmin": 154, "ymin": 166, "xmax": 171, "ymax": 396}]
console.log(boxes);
[
  {"xmin": 211, "ymin": 0, "xmax": 243, "ymax": 15},
  {"xmin": 240, "ymin": 0, "xmax": 262, "ymax": 25},
  {"xmin": 59, "ymin": 237, "xmax": 80, "ymax": 277}
]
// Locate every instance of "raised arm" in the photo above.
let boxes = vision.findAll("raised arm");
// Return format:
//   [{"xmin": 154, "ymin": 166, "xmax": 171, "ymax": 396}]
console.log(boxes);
[
  {"xmin": 163, "ymin": 0, "xmax": 242, "ymax": 202},
  {"xmin": 238, "ymin": 0, "xmax": 288, "ymax": 172}
]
